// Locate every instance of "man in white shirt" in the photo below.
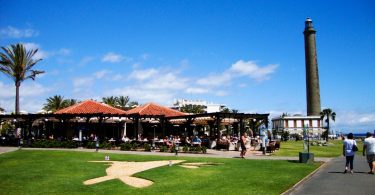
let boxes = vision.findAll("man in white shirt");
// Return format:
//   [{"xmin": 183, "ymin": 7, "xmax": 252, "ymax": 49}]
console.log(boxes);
[{"xmin": 363, "ymin": 132, "xmax": 375, "ymax": 174}]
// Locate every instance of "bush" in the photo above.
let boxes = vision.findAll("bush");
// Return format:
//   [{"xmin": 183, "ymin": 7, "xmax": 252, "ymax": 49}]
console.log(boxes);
[
  {"xmin": 144, "ymin": 143, "xmax": 151, "ymax": 152},
  {"xmin": 120, "ymin": 142, "xmax": 132, "ymax": 151},
  {"xmin": 100, "ymin": 141, "xmax": 111, "ymax": 149},
  {"xmin": 131, "ymin": 142, "xmax": 139, "ymax": 150},
  {"xmin": 183, "ymin": 145, "xmax": 189, "ymax": 152},
  {"xmin": 281, "ymin": 131, "xmax": 290, "ymax": 141},
  {"xmin": 201, "ymin": 146, "xmax": 207, "ymax": 154},
  {"xmin": 86, "ymin": 141, "xmax": 96, "ymax": 149},
  {"xmin": 295, "ymin": 134, "xmax": 303, "ymax": 141},
  {"xmin": 159, "ymin": 145, "xmax": 168, "ymax": 152},
  {"xmin": 30, "ymin": 140, "xmax": 77, "ymax": 148},
  {"xmin": 196, "ymin": 146, "xmax": 202, "ymax": 153}
]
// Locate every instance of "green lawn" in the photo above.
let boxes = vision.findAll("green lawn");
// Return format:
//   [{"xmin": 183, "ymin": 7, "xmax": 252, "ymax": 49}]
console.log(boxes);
[
  {"xmin": 0, "ymin": 150, "xmax": 320, "ymax": 194},
  {"xmin": 273, "ymin": 140, "xmax": 364, "ymax": 157}
]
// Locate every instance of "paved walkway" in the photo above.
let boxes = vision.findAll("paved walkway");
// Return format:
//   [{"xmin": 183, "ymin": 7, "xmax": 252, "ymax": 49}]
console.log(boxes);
[
  {"xmin": 285, "ymin": 155, "xmax": 375, "ymax": 195},
  {"xmin": 0, "ymin": 146, "xmax": 19, "ymax": 154}
]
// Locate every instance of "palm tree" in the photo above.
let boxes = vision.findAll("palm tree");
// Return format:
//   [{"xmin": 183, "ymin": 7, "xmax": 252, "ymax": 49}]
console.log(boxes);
[
  {"xmin": 180, "ymin": 105, "xmax": 206, "ymax": 114},
  {"xmin": 221, "ymin": 107, "xmax": 239, "ymax": 113},
  {"xmin": 0, "ymin": 107, "xmax": 4, "ymax": 112},
  {"xmin": 43, "ymin": 95, "xmax": 78, "ymax": 113},
  {"xmin": 0, "ymin": 43, "xmax": 44, "ymax": 114},
  {"xmin": 43, "ymin": 95, "xmax": 67, "ymax": 112},
  {"xmin": 127, "ymin": 101, "xmax": 139, "ymax": 109},
  {"xmin": 116, "ymin": 96, "xmax": 129, "ymax": 110},
  {"xmin": 65, "ymin": 99, "xmax": 78, "ymax": 107},
  {"xmin": 221, "ymin": 107, "xmax": 231, "ymax": 113},
  {"xmin": 320, "ymin": 108, "xmax": 336, "ymax": 142},
  {"xmin": 102, "ymin": 96, "xmax": 118, "ymax": 107}
]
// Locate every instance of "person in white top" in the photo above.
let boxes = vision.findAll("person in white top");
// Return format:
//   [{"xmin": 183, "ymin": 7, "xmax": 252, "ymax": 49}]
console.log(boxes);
[
  {"xmin": 343, "ymin": 133, "xmax": 357, "ymax": 174},
  {"xmin": 363, "ymin": 132, "xmax": 375, "ymax": 174}
]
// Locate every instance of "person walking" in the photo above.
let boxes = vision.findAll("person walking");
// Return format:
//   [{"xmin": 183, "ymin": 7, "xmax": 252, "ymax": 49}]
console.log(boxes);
[
  {"xmin": 240, "ymin": 132, "xmax": 248, "ymax": 158},
  {"xmin": 343, "ymin": 133, "xmax": 357, "ymax": 173},
  {"xmin": 363, "ymin": 132, "xmax": 375, "ymax": 174}
]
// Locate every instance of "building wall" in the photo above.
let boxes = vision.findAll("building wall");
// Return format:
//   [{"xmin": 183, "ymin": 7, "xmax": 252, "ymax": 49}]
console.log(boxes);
[
  {"xmin": 173, "ymin": 99, "xmax": 225, "ymax": 113},
  {"xmin": 272, "ymin": 116, "xmax": 324, "ymax": 135}
]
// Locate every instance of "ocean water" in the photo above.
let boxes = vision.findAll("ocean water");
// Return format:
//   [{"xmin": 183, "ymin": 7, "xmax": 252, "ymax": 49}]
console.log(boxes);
[{"xmin": 344, "ymin": 131, "xmax": 375, "ymax": 138}]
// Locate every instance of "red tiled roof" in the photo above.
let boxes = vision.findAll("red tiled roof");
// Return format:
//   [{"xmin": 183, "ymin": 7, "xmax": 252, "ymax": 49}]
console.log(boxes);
[
  {"xmin": 55, "ymin": 100, "xmax": 127, "ymax": 115},
  {"xmin": 126, "ymin": 103, "xmax": 187, "ymax": 117}
]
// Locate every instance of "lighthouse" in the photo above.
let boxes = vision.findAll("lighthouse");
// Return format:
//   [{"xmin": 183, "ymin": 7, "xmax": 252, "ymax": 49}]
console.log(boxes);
[{"xmin": 304, "ymin": 18, "xmax": 321, "ymax": 116}]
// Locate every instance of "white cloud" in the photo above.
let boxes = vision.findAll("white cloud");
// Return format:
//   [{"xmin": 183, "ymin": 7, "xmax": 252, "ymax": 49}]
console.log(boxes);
[
  {"xmin": 185, "ymin": 87, "xmax": 209, "ymax": 94},
  {"xmin": 196, "ymin": 72, "xmax": 232, "ymax": 87},
  {"xmin": 0, "ymin": 81, "xmax": 51, "ymax": 113},
  {"xmin": 102, "ymin": 52, "xmax": 129, "ymax": 63},
  {"xmin": 143, "ymin": 72, "xmax": 188, "ymax": 90},
  {"xmin": 112, "ymin": 74, "xmax": 123, "ymax": 81},
  {"xmin": 72, "ymin": 77, "xmax": 94, "ymax": 93},
  {"xmin": 129, "ymin": 69, "xmax": 158, "ymax": 81},
  {"xmin": 335, "ymin": 111, "xmax": 375, "ymax": 127},
  {"xmin": 21, "ymin": 82, "xmax": 51, "ymax": 97},
  {"xmin": 0, "ymin": 81, "xmax": 50, "ymax": 98},
  {"xmin": 215, "ymin": 90, "xmax": 228, "ymax": 96},
  {"xmin": 78, "ymin": 56, "xmax": 95, "ymax": 67},
  {"xmin": 110, "ymin": 87, "xmax": 175, "ymax": 104},
  {"xmin": 0, "ymin": 26, "xmax": 39, "ymax": 38},
  {"xmin": 0, "ymin": 82, "xmax": 13, "ymax": 98},
  {"xmin": 196, "ymin": 60, "xmax": 278, "ymax": 88},
  {"xmin": 106, "ymin": 67, "xmax": 190, "ymax": 104},
  {"xmin": 140, "ymin": 53, "xmax": 150, "ymax": 60},
  {"xmin": 19, "ymin": 43, "xmax": 71, "ymax": 61},
  {"xmin": 94, "ymin": 70, "xmax": 111, "ymax": 79},
  {"xmin": 23, "ymin": 42, "xmax": 48, "ymax": 59},
  {"xmin": 229, "ymin": 60, "xmax": 279, "ymax": 81},
  {"xmin": 52, "ymin": 48, "xmax": 71, "ymax": 56}
]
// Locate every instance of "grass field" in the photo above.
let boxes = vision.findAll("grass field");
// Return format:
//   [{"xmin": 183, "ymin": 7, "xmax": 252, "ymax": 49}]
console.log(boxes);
[
  {"xmin": 0, "ymin": 150, "xmax": 320, "ymax": 194},
  {"xmin": 272, "ymin": 140, "xmax": 364, "ymax": 157}
]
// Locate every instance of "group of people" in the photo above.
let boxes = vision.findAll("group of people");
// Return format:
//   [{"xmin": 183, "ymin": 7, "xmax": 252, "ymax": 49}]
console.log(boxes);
[{"xmin": 343, "ymin": 132, "xmax": 375, "ymax": 174}]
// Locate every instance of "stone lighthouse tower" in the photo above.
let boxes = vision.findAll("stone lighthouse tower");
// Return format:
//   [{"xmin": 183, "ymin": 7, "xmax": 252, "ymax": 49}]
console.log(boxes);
[{"xmin": 304, "ymin": 18, "xmax": 321, "ymax": 116}]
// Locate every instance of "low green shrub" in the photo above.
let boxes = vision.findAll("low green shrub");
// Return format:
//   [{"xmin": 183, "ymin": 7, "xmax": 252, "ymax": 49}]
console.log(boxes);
[
  {"xmin": 100, "ymin": 141, "xmax": 111, "ymax": 149},
  {"xmin": 183, "ymin": 145, "xmax": 189, "ymax": 152},
  {"xmin": 86, "ymin": 141, "xmax": 96, "ymax": 149},
  {"xmin": 144, "ymin": 143, "xmax": 151, "ymax": 151},
  {"xmin": 120, "ymin": 142, "xmax": 132, "ymax": 151},
  {"xmin": 30, "ymin": 140, "xmax": 78, "ymax": 148},
  {"xmin": 201, "ymin": 146, "xmax": 207, "ymax": 153},
  {"xmin": 131, "ymin": 142, "xmax": 139, "ymax": 150},
  {"xmin": 159, "ymin": 145, "xmax": 168, "ymax": 152}
]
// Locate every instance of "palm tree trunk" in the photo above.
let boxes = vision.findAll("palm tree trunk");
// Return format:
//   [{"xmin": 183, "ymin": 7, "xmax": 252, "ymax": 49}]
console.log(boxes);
[
  {"xmin": 326, "ymin": 118, "xmax": 330, "ymax": 142},
  {"xmin": 15, "ymin": 81, "xmax": 20, "ymax": 114}
]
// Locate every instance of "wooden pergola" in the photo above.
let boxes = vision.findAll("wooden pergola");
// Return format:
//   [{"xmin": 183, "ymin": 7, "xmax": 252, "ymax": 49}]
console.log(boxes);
[{"xmin": 0, "ymin": 100, "xmax": 269, "ymax": 140}]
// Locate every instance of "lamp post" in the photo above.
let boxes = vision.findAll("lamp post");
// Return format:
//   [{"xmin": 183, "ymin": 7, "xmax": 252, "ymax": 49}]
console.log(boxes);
[
  {"xmin": 299, "ymin": 124, "xmax": 314, "ymax": 163},
  {"xmin": 259, "ymin": 125, "xmax": 267, "ymax": 155},
  {"xmin": 152, "ymin": 125, "xmax": 156, "ymax": 151},
  {"xmin": 175, "ymin": 142, "xmax": 179, "ymax": 156}
]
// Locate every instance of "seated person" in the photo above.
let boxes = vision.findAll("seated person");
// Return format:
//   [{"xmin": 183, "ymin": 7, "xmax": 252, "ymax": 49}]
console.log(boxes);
[
  {"xmin": 192, "ymin": 136, "xmax": 202, "ymax": 146},
  {"xmin": 201, "ymin": 135, "xmax": 209, "ymax": 147},
  {"xmin": 122, "ymin": 136, "xmax": 130, "ymax": 142},
  {"xmin": 184, "ymin": 136, "xmax": 191, "ymax": 146},
  {"xmin": 163, "ymin": 136, "xmax": 173, "ymax": 148}
]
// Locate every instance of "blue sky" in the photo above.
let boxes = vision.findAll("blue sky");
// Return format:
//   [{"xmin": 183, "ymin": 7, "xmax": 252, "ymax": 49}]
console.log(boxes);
[{"xmin": 1, "ymin": 0, "xmax": 374, "ymax": 133}]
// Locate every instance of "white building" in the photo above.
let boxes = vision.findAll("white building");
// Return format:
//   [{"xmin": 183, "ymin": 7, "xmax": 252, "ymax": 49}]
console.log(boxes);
[
  {"xmin": 173, "ymin": 99, "xmax": 226, "ymax": 113},
  {"xmin": 272, "ymin": 115, "xmax": 324, "ymax": 136}
]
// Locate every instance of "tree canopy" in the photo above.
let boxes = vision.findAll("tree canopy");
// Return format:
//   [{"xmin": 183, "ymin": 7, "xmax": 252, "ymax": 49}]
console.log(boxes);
[{"xmin": 0, "ymin": 43, "xmax": 44, "ymax": 114}]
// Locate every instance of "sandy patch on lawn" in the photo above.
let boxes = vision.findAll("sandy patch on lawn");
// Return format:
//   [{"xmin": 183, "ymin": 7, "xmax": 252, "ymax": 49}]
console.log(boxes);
[{"xmin": 84, "ymin": 160, "xmax": 185, "ymax": 188}]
